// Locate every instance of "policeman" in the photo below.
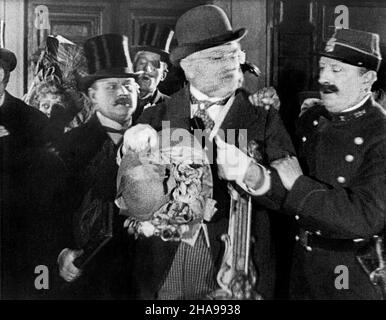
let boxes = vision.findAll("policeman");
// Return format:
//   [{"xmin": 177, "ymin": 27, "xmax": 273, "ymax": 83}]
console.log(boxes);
[{"xmin": 272, "ymin": 28, "xmax": 386, "ymax": 299}]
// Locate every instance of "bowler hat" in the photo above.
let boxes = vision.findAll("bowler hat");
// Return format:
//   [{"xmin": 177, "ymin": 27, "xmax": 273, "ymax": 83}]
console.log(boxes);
[
  {"xmin": 318, "ymin": 28, "xmax": 382, "ymax": 71},
  {"xmin": 0, "ymin": 48, "xmax": 17, "ymax": 72},
  {"xmin": 132, "ymin": 23, "xmax": 174, "ymax": 62},
  {"xmin": 170, "ymin": 5, "xmax": 247, "ymax": 65},
  {"xmin": 78, "ymin": 33, "xmax": 139, "ymax": 92}
]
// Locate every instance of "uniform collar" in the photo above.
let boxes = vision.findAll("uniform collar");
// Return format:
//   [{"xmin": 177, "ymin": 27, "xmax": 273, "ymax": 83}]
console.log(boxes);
[{"xmin": 328, "ymin": 94, "xmax": 371, "ymax": 122}]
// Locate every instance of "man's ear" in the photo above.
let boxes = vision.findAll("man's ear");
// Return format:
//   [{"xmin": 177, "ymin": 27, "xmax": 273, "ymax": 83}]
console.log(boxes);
[
  {"xmin": 160, "ymin": 70, "xmax": 168, "ymax": 82},
  {"xmin": 0, "ymin": 68, "xmax": 4, "ymax": 83},
  {"xmin": 180, "ymin": 59, "xmax": 194, "ymax": 80},
  {"xmin": 88, "ymin": 85, "xmax": 98, "ymax": 105},
  {"xmin": 362, "ymin": 70, "xmax": 377, "ymax": 86}
]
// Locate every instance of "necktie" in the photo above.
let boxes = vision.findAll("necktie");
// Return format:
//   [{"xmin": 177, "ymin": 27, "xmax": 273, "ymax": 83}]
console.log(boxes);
[{"xmin": 191, "ymin": 95, "xmax": 228, "ymax": 131}]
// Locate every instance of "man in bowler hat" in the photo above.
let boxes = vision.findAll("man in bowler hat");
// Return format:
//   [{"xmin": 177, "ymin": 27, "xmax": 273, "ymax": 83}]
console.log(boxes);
[
  {"xmin": 56, "ymin": 34, "xmax": 139, "ymax": 299},
  {"xmin": 272, "ymin": 28, "xmax": 386, "ymax": 299},
  {"xmin": 120, "ymin": 5, "xmax": 296, "ymax": 299}
]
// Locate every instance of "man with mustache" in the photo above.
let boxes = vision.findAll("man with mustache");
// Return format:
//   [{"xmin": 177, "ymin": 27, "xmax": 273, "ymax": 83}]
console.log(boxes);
[
  {"xmin": 120, "ymin": 5, "xmax": 295, "ymax": 299},
  {"xmin": 272, "ymin": 29, "xmax": 386, "ymax": 299},
  {"xmin": 55, "ymin": 34, "xmax": 139, "ymax": 299}
]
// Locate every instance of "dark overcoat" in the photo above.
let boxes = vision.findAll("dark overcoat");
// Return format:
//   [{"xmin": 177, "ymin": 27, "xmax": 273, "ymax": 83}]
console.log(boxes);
[
  {"xmin": 131, "ymin": 86, "xmax": 295, "ymax": 299},
  {"xmin": 284, "ymin": 97, "xmax": 386, "ymax": 299},
  {"xmin": 55, "ymin": 115, "xmax": 133, "ymax": 299}
]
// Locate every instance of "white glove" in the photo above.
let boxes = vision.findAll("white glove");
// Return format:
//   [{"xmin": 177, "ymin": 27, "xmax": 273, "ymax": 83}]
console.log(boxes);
[
  {"xmin": 57, "ymin": 248, "xmax": 83, "ymax": 282},
  {"xmin": 249, "ymin": 87, "xmax": 280, "ymax": 111},
  {"xmin": 122, "ymin": 124, "xmax": 158, "ymax": 154},
  {"xmin": 215, "ymin": 136, "xmax": 252, "ymax": 183}
]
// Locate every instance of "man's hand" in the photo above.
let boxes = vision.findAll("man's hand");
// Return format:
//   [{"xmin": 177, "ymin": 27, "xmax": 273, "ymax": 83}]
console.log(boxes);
[
  {"xmin": 300, "ymin": 98, "xmax": 322, "ymax": 116},
  {"xmin": 58, "ymin": 248, "xmax": 83, "ymax": 282},
  {"xmin": 122, "ymin": 124, "xmax": 158, "ymax": 154},
  {"xmin": 249, "ymin": 87, "xmax": 280, "ymax": 111},
  {"xmin": 271, "ymin": 156, "xmax": 303, "ymax": 190},
  {"xmin": 0, "ymin": 125, "xmax": 9, "ymax": 138},
  {"xmin": 215, "ymin": 136, "xmax": 252, "ymax": 182}
]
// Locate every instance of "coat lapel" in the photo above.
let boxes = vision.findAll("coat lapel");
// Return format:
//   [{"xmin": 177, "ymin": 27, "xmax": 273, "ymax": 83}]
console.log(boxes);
[
  {"xmin": 164, "ymin": 86, "xmax": 191, "ymax": 130},
  {"xmin": 220, "ymin": 90, "xmax": 260, "ymax": 143}
]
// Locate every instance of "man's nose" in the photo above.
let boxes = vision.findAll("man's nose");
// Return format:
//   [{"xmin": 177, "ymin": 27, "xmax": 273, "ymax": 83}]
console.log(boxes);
[
  {"xmin": 318, "ymin": 68, "xmax": 333, "ymax": 85},
  {"xmin": 117, "ymin": 84, "xmax": 129, "ymax": 95},
  {"xmin": 144, "ymin": 62, "xmax": 154, "ymax": 72}
]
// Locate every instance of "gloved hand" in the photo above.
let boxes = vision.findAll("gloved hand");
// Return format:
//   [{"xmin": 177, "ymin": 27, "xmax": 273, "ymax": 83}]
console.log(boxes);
[
  {"xmin": 215, "ymin": 136, "xmax": 252, "ymax": 183},
  {"xmin": 249, "ymin": 87, "xmax": 280, "ymax": 111},
  {"xmin": 122, "ymin": 124, "xmax": 158, "ymax": 154},
  {"xmin": 57, "ymin": 248, "xmax": 83, "ymax": 282},
  {"xmin": 271, "ymin": 156, "xmax": 303, "ymax": 190}
]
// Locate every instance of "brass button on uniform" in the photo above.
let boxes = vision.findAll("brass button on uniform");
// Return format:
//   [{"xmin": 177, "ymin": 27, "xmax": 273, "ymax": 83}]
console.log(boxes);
[
  {"xmin": 337, "ymin": 176, "xmax": 346, "ymax": 183},
  {"xmin": 295, "ymin": 215, "xmax": 300, "ymax": 220},
  {"xmin": 345, "ymin": 154, "xmax": 354, "ymax": 162},
  {"xmin": 302, "ymin": 136, "xmax": 307, "ymax": 142},
  {"xmin": 354, "ymin": 137, "xmax": 364, "ymax": 145},
  {"xmin": 313, "ymin": 120, "xmax": 318, "ymax": 126}
]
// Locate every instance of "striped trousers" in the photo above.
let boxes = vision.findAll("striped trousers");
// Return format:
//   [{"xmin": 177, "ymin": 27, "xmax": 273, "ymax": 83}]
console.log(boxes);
[{"xmin": 157, "ymin": 230, "xmax": 217, "ymax": 300}]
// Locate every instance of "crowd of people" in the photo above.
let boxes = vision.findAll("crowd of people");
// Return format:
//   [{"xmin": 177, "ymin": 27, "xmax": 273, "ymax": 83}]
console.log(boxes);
[{"xmin": 0, "ymin": 5, "xmax": 385, "ymax": 300}]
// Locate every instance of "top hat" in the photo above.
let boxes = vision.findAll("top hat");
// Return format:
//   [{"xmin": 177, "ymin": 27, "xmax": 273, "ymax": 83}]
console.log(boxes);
[
  {"xmin": 170, "ymin": 5, "xmax": 247, "ymax": 66},
  {"xmin": 78, "ymin": 33, "xmax": 139, "ymax": 92},
  {"xmin": 132, "ymin": 23, "xmax": 174, "ymax": 62},
  {"xmin": 0, "ymin": 48, "xmax": 17, "ymax": 72},
  {"xmin": 318, "ymin": 28, "xmax": 382, "ymax": 72}
]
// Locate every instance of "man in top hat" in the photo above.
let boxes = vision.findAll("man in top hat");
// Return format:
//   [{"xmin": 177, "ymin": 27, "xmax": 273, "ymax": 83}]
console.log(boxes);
[
  {"xmin": 120, "ymin": 5, "xmax": 295, "ymax": 299},
  {"xmin": 271, "ymin": 28, "xmax": 386, "ymax": 299},
  {"xmin": 131, "ymin": 24, "xmax": 173, "ymax": 122},
  {"xmin": 55, "ymin": 34, "xmax": 139, "ymax": 299}
]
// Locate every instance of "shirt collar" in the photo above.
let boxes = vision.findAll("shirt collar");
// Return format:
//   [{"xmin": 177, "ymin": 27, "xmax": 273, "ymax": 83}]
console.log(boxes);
[
  {"xmin": 190, "ymin": 85, "xmax": 226, "ymax": 103},
  {"xmin": 96, "ymin": 111, "xmax": 130, "ymax": 130}
]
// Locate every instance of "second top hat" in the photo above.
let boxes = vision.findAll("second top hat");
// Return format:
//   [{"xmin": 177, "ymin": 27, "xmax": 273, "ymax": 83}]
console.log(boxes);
[
  {"xmin": 133, "ymin": 23, "xmax": 175, "ymax": 62},
  {"xmin": 78, "ymin": 33, "xmax": 139, "ymax": 92}
]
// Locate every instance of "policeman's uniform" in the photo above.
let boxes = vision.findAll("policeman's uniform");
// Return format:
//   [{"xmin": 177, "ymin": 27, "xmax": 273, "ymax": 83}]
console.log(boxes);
[{"xmin": 282, "ymin": 29, "xmax": 386, "ymax": 299}]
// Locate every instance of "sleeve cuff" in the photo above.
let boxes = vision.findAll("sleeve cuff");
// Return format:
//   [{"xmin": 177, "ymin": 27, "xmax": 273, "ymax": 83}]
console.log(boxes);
[
  {"xmin": 284, "ymin": 175, "xmax": 327, "ymax": 214},
  {"xmin": 237, "ymin": 162, "xmax": 271, "ymax": 196},
  {"xmin": 57, "ymin": 248, "xmax": 70, "ymax": 265}
]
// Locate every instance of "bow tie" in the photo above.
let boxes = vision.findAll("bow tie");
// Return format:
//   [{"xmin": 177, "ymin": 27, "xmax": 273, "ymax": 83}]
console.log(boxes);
[
  {"xmin": 102, "ymin": 126, "xmax": 126, "ymax": 134},
  {"xmin": 190, "ymin": 94, "xmax": 229, "ymax": 109}
]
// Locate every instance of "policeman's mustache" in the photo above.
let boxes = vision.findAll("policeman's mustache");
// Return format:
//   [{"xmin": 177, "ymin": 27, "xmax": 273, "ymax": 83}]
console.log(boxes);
[{"xmin": 319, "ymin": 83, "xmax": 339, "ymax": 94}]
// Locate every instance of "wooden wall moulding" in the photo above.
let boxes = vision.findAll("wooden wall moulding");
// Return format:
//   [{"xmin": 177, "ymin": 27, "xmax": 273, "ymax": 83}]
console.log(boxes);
[{"xmin": 27, "ymin": 1, "xmax": 112, "ymax": 90}]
